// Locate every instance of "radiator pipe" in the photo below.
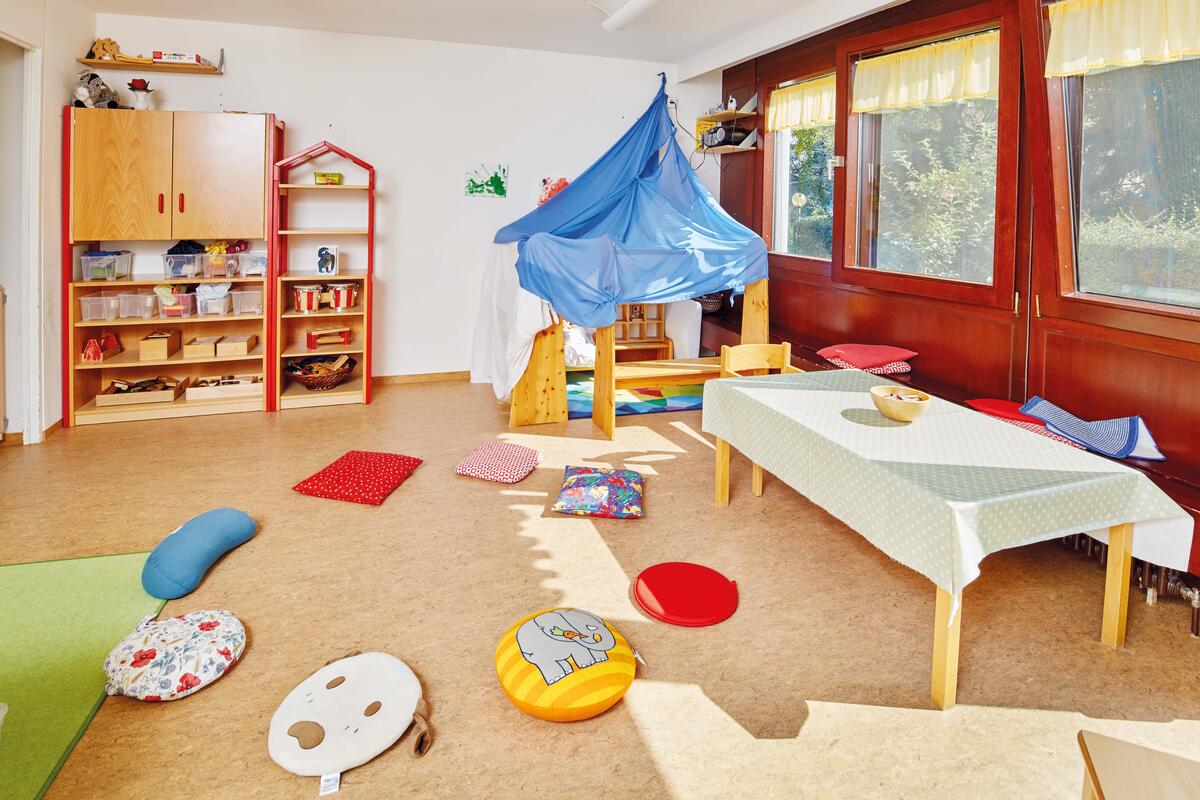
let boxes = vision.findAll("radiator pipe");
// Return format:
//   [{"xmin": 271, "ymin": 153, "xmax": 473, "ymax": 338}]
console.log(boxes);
[{"xmin": 1166, "ymin": 577, "xmax": 1200, "ymax": 638}]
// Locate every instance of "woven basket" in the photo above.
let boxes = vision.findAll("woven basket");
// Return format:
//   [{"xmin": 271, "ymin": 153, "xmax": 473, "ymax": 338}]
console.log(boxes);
[
  {"xmin": 286, "ymin": 356, "xmax": 357, "ymax": 391},
  {"xmin": 696, "ymin": 292, "xmax": 725, "ymax": 314}
]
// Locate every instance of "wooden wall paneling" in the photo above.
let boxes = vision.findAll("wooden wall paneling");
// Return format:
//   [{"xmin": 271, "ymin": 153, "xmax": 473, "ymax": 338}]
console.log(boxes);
[
  {"xmin": 70, "ymin": 109, "xmax": 173, "ymax": 242},
  {"xmin": 719, "ymin": 61, "xmax": 762, "ymax": 232},
  {"xmin": 171, "ymin": 112, "xmax": 269, "ymax": 240}
]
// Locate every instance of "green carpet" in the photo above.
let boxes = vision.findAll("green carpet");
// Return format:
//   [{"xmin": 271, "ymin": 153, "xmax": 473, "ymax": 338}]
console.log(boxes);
[{"xmin": 0, "ymin": 553, "xmax": 163, "ymax": 800}]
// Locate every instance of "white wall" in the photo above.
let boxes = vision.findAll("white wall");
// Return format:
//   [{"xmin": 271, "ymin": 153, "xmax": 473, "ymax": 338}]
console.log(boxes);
[
  {"xmin": 93, "ymin": 13, "xmax": 720, "ymax": 377},
  {"xmin": 0, "ymin": 37, "xmax": 22, "ymax": 433}
]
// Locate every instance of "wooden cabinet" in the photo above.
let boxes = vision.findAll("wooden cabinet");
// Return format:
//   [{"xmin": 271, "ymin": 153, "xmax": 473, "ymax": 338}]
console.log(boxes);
[
  {"xmin": 172, "ymin": 112, "xmax": 268, "ymax": 240},
  {"xmin": 70, "ymin": 109, "xmax": 173, "ymax": 241},
  {"xmin": 69, "ymin": 109, "xmax": 268, "ymax": 242}
]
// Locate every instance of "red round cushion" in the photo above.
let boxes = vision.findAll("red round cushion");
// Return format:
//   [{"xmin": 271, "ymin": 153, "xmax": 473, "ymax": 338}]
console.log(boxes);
[
  {"xmin": 633, "ymin": 562, "xmax": 738, "ymax": 627},
  {"xmin": 965, "ymin": 398, "xmax": 1045, "ymax": 425}
]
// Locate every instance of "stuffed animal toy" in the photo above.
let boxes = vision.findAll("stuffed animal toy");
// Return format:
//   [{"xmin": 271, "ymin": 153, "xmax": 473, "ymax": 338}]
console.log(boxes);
[
  {"xmin": 86, "ymin": 38, "xmax": 120, "ymax": 61},
  {"xmin": 73, "ymin": 71, "xmax": 119, "ymax": 109}
]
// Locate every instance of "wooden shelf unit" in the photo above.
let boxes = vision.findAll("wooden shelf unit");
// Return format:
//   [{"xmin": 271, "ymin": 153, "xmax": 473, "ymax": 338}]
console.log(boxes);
[
  {"xmin": 701, "ymin": 145, "xmax": 757, "ymax": 155},
  {"xmin": 61, "ymin": 110, "xmax": 286, "ymax": 427},
  {"xmin": 77, "ymin": 57, "xmax": 223, "ymax": 76},
  {"xmin": 696, "ymin": 109, "xmax": 757, "ymax": 124},
  {"xmin": 272, "ymin": 141, "xmax": 375, "ymax": 410}
]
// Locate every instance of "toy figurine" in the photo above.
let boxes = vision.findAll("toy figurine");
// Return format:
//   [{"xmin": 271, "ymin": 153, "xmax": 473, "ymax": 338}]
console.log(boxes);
[
  {"xmin": 127, "ymin": 78, "xmax": 154, "ymax": 110},
  {"xmin": 73, "ymin": 71, "xmax": 119, "ymax": 108}
]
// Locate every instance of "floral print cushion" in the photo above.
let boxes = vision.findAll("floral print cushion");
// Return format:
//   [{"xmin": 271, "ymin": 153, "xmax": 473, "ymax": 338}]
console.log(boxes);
[
  {"xmin": 550, "ymin": 466, "xmax": 644, "ymax": 519},
  {"xmin": 104, "ymin": 610, "xmax": 246, "ymax": 702}
]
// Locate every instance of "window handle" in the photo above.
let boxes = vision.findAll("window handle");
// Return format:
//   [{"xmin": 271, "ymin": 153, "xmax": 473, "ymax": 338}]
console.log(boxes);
[
  {"xmin": 178, "ymin": 193, "xmax": 185, "ymax": 213},
  {"xmin": 158, "ymin": 193, "xmax": 164, "ymax": 214}
]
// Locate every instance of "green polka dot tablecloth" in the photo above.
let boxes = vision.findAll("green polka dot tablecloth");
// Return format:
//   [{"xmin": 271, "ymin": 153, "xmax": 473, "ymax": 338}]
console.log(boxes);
[{"xmin": 702, "ymin": 369, "xmax": 1193, "ymax": 597}]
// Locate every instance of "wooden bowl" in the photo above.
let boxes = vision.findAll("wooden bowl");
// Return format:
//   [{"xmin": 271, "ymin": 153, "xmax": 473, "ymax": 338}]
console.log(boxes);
[{"xmin": 870, "ymin": 385, "xmax": 931, "ymax": 423}]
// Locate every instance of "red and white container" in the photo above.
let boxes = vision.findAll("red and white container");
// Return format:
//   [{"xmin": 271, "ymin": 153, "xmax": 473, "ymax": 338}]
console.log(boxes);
[
  {"xmin": 326, "ymin": 282, "xmax": 358, "ymax": 311},
  {"xmin": 292, "ymin": 284, "xmax": 323, "ymax": 314}
]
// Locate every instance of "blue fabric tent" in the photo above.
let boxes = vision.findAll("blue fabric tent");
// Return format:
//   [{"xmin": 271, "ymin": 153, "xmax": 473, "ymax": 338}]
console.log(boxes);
[{"xmin": 494, "ymin": 75, "xmax": 768, "ymax": 329}]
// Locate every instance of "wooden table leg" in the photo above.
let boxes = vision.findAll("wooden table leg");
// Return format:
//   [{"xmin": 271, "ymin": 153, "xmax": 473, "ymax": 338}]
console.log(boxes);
[
  {"xmin": 715, "ymin": 437, "xmax": 730, "ymax": 507},
  {"xmin": 752, "ymin": 463, "xmax": 764, "ymax": 497},
  {"xmin": 1101, "ymin": 523, "xmax": 1134, "ymax": 648},
  {"xmin": 931, "ymin": 586, "xmax": 962, "ymax": 710}
]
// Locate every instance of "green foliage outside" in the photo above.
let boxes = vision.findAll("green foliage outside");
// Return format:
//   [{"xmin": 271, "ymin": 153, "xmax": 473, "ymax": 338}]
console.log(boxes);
[{"xmin": 780, "ymin": 126, "xmax": 835, "ymax": 259}]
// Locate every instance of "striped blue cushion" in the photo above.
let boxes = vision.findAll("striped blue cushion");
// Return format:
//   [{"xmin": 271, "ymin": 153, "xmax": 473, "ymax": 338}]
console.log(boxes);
[{"xmin": 1019, "ymin": 397, "xmax": 1164, "ymax": 461}]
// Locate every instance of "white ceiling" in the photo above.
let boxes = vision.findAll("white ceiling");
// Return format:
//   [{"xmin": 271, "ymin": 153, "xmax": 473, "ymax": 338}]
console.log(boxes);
[{"xmin": 83, "ymin": 0, "xmax": 817, "ymax": 69}]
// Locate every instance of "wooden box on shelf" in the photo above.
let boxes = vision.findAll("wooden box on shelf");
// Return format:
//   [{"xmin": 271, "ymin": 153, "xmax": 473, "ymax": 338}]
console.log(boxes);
[
  {"xmin": 81, "ymin": 333, "xmax": 122, "ymax": 363},
  {"xmin": 95, "ymin": 376, "xmax": 187, "ymax": 407},
  {"xmin": 217, "ymin": 334, "xmax": 257, "ymax": 357},
  {"xmin": 185, "ymin": 374, "xmax": 264, "ymax": 402},
  {"xmin": 306, "ymin": 325, "xmax": 352, "ymax": 350},
  {"xmin": 139, "ymin": 329, "xmax": 181, "ymax": 361},
  {"xmin": 183, "ymin": 335, "xmax": 223, "ymax": 359}
]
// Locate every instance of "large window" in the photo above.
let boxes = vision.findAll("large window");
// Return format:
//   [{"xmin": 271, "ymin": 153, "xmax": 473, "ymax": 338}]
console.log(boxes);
[
  {"xmin": 847, "ymin": 31, "xmax": 1001, "ymax": 285},
  {"xmin": 773, "ymin": 125, "xmax": 835, "ymax": 259},
  {"xmin": 1066, "ymin": 59, "xmax": 1200, "ymax": 310}
]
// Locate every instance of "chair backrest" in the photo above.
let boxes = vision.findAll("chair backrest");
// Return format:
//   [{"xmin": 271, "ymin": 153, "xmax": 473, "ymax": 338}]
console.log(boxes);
[{"xmin": 720, "ymin": 342, "xmax": 794, "ymax": 377}]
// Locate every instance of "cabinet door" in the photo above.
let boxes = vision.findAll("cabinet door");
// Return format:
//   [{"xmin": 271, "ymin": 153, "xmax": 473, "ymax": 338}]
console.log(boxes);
[
  {"xmin": 171, "ymin": 112, "xmax": 268, "ymax": 239},
  {"xmin": 70, "ymin": 109, "xmax": 174, "ymax": 242}
]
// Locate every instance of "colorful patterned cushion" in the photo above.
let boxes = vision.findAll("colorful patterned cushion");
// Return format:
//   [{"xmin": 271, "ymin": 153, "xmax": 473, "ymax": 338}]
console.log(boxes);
[
  {"xmin": 293, "ymin": 451, "xmax": 422, "ymax": 505},
  {"xmin": 104, "ymin": 610, "xmax": 245, "ymax": 702},
  {"xmin": 495, "ymin": 608, "xmax": 636, "ymax": 722},
  {"xmin": 550, "ymin": 466, "xmax": 644, "ymax": 519},
  {"xmin": 825, "ymin": 356, "xmax": 912, "ymax": 375},
  {"xmin": 456, "ymin": 442, "xmax": 542, "ymax": 484},
  {"xmin": 817, "ymin": 343, "xmax": 918, "ymax": 370}
]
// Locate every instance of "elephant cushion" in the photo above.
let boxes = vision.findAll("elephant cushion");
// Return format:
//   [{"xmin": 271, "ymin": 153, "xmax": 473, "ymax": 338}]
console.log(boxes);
[
  {"xmin": 495, "ymin": 608, "xmax": 636, "ymax": 722},
  {"xmin": 550, "ymin": 466, "xmax": 644, "ymax": 519},
  {"xmin": 103, "ymin": 610, "xmax": 246, "ymax": 701},
  {"xmin": 268, "ymin": 652, "xmax": 432, "ymax": 779}
]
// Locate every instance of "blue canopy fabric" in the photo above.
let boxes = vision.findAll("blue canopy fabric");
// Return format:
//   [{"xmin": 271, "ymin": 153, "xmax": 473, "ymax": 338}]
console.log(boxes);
[{"xmin": 494, "ymin": 75, "xmax": 768, "ymax": 329}]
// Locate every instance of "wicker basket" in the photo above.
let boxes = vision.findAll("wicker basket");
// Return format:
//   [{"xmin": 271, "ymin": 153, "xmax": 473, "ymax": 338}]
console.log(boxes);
[
  {"xmin": 696, "ymin": 292, "xmax": 726, "ymax": 314},
  {"xmin": 286, "ymin": 356, "xmax": 357, "ymax": 391}
]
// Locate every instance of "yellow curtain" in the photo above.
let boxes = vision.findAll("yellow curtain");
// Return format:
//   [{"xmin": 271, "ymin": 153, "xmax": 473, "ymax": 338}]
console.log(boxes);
[
  {"xmin": 767, "ymin": 74, "xmax": 837, "ymax": 132},
  {"xmin": 1045, "ymin": 0, "xmax": 1200, "ymax": 78},
  {"xmin": 851, "ymin": 30, "xmax": 1000, "ymax": 114}
]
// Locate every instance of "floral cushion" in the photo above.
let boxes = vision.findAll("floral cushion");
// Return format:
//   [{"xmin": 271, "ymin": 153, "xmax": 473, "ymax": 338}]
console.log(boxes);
[
  {"xmin": 825, "ymin": 356, "xmax": 912, "ymax": 375},
  {"xmin": 104, "ymin": 610, "xmax": 246, "ymax": 701},
  {"xmin": 550, "ymin": 466, "xmax": 644, "ymax": 519},
  {"xmin": 456, "ymin": 442, "xmax": 542, "ymax": 484},
  {"xmin": 293, "ymin": 450, "xmax": 423, "ymax": 505}
]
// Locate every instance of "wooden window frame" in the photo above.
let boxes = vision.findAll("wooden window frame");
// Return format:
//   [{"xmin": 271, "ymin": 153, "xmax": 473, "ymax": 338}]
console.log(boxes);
[
  {"xmin": 762, "ymin": 66, "xmax": 839, "ymax": 279},
  {"xmin": 832, "ymin": 3, "xmax": 1021, "ymax": 310}
]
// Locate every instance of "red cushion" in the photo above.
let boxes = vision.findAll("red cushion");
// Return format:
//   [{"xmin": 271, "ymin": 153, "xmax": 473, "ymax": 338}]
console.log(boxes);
[
  {"xmin": 293, "ymin": 450, "xmax": 422, "ymax": 505},
  {"xmin": 817, "ymin": 343, "xmax": 918, "ymax": 370},
  {"xmin": 966, "ymin": 398, "xmax": 1045, "ymax": 425},
  {"xmin": 633, "ymin": 562, "xmax": 738, "ymax": 627},
  {"xmin": 825, "ymin": 357, "xmax": 912, "ymax": 375},
  {"xmin": 456, "ymin": 442, "xmax": 542, "ymax": 484}
]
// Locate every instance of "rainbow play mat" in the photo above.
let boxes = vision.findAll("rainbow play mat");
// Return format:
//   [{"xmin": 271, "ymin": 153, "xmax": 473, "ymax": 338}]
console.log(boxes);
[{"xmin": 566, "ymin": 372, "xmax": 704, "ymax": 420}]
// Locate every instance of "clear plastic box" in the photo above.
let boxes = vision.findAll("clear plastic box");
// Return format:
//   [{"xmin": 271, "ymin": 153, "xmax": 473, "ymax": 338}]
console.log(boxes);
[
  {"xmin": 80, "ymin": 252, "xmax": 132, "ymax": 282},
  {"xmin": 231, "ymin": 288, "xmax": 264, "ymax": 315},
  {"xmin": 238, "ymin": 252, "xmax": 269, "ymax": 276},
  {"xmin": 79, "ymin": 293, "xmax": 120, "ymax": 321},
  {"xmin": 158, "ymin": 292, "xmax": 196, "ymax": 318},
  {"xmin": 162, "ymin": 253, "xmax": 202, "ymax": 278},
  {"xmin": 200, "ymin": 253, "xmax": 242, "ymax": 278},
  {"xmin": 197, "ymin": 295, "xmax": 233, "ymax": 316},
  {"xmin": 118, "ymin": 292, "xmax": 158, "ymax": 319}
]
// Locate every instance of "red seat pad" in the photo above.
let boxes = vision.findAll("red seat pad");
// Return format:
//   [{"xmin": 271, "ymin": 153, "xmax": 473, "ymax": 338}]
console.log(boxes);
[
  {"xmin": 966, "ymin": 398, "xmax": 1045, "ymax": 425},
  {"xmin": 825, "ymin": 357, "xmax": 912, "ymax": 375},
  {"xmin": 816, "ymin": 343, "xmax": 917, "ymax": 370},
  {"xmin": 293, "ymin": 451, "xmax": 423, "ymax": 505},
  {"xmin": 633, "ymin": 562, "xmax": 738, "ymax": 627}
]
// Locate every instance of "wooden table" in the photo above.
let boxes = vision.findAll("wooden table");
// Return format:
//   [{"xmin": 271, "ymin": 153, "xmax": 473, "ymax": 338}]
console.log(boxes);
[{"xmin": 702, "ymin": 370, "xmax": 1193, "ymax": 710}]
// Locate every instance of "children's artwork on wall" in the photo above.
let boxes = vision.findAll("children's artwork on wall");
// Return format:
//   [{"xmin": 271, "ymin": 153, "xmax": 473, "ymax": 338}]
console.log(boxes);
[
  {"xmin": 465, "ymin": 163, "xmax": 508, "ymax": 198},
  {"xmin": 317, "ymin": 245, "xmax": 339, "ymax": 276},
  {"xmin": 538, "ymin": 177, "xmax": 569, "ymax": 205}
]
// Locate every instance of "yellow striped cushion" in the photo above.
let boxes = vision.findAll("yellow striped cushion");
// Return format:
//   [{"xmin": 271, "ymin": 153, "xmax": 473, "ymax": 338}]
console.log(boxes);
[{"xmin": 495, "ymin": 608, "xmax": 635, "ymax": 722}]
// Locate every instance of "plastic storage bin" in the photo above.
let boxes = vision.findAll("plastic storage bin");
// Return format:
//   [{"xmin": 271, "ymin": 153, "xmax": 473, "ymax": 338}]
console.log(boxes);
[
  {"xmin": 200, "ymin": 253, "xmax": 241, "ymax": 278},
  {"xmin": 81, "ymin": 251, "xmax": 132, "ymax": 282},
  {"xmin": 197, "ymin": 295, "xmax": 233, "ymax": 316},
  {"xmin": 118, "ymin": 292, "xmax": 158, "ymax": 319},
  {"xmin": 158, "ymin": 292, "xmax": 196, "ymax": 318},
  {"xmin": 231, "ymin": 289, "xmax": 264, "ymax": 315},
  {"xmin": 238, "ymin": 252, "xmax": 269, "ymax": 276},
  {"xmin": 162, "ymin": 253, "xmax": 202, "ymax": 278},
  {"xmin": 79, "ymin": 293, "xmax": 120, "ymax": 321}
]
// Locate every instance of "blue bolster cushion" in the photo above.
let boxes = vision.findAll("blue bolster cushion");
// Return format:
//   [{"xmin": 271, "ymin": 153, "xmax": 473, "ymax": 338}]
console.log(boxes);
[{"xmin": 141, "ymin": 508, "xmax": 256, "ymax": 599}]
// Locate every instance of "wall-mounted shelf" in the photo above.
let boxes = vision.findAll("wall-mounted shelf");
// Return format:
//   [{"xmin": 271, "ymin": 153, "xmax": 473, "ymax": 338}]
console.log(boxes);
[
  {"xmin": 702, "ymin": 145, "xmax": 757, "ymax": 155},
  {"xmin": 697, "ymin": 109, "xmax": 757, "ymax": 124},
  {"xmin": 77, "ymin": 49, "xmax": 224, "ymax": 76}
]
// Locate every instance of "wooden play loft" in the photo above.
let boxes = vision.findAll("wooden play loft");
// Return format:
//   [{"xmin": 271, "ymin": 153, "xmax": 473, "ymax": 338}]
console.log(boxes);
[{"xmin": 510, "ymin": 280, "xmax": 770, "ymax": 438}]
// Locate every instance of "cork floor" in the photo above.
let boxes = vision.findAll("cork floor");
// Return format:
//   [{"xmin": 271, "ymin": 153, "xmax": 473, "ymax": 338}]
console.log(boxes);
[{"xmin": 3, "ymin": 381, "xmax": 1199, "ymax": 799}]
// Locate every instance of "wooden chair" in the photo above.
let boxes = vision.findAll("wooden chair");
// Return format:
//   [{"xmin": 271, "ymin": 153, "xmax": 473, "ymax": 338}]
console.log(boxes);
[{"xmin": 717, "ymin": 342, "xmax": 802, "ymax": 500}]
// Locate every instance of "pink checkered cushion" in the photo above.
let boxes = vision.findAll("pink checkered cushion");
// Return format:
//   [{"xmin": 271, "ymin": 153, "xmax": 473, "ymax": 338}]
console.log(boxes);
[
  {"xmin": 826, "ymin": 356, "xmax": 912, "ymax": 375},
  {"xmin": 999, "ymin": 418, "xmax": 1085, "ymax": 449},
  {"xmin": 456, "ymin": 442, "xmax": 543, "ymax": 484}
]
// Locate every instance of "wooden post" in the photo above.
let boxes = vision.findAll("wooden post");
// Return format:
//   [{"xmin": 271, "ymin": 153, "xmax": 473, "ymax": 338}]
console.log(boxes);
[
  {"xmin": 931, "ymin": 587, "xmax": 962, "ymax": 710},
  {"xmin": 509, "ymin": 321, "xmax": 567, "ymax": 427},
  {"xmin": 1101, "ymin": 523, "xmax": 1134, "ymax": 648},
  {"xmin": 592, "ymin": 324, "xmax": 616, "ymax": 439},
  {"xmin": 740, "ymin": 279, "xmax": 769, "ymax": 344},
  {"xmin": 751, "ymin": 463, "xmax": 764, "ymax": 496},
  {"xmin": 715, "ymin": 438, "xmax": 730, "ymax": 506}
]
